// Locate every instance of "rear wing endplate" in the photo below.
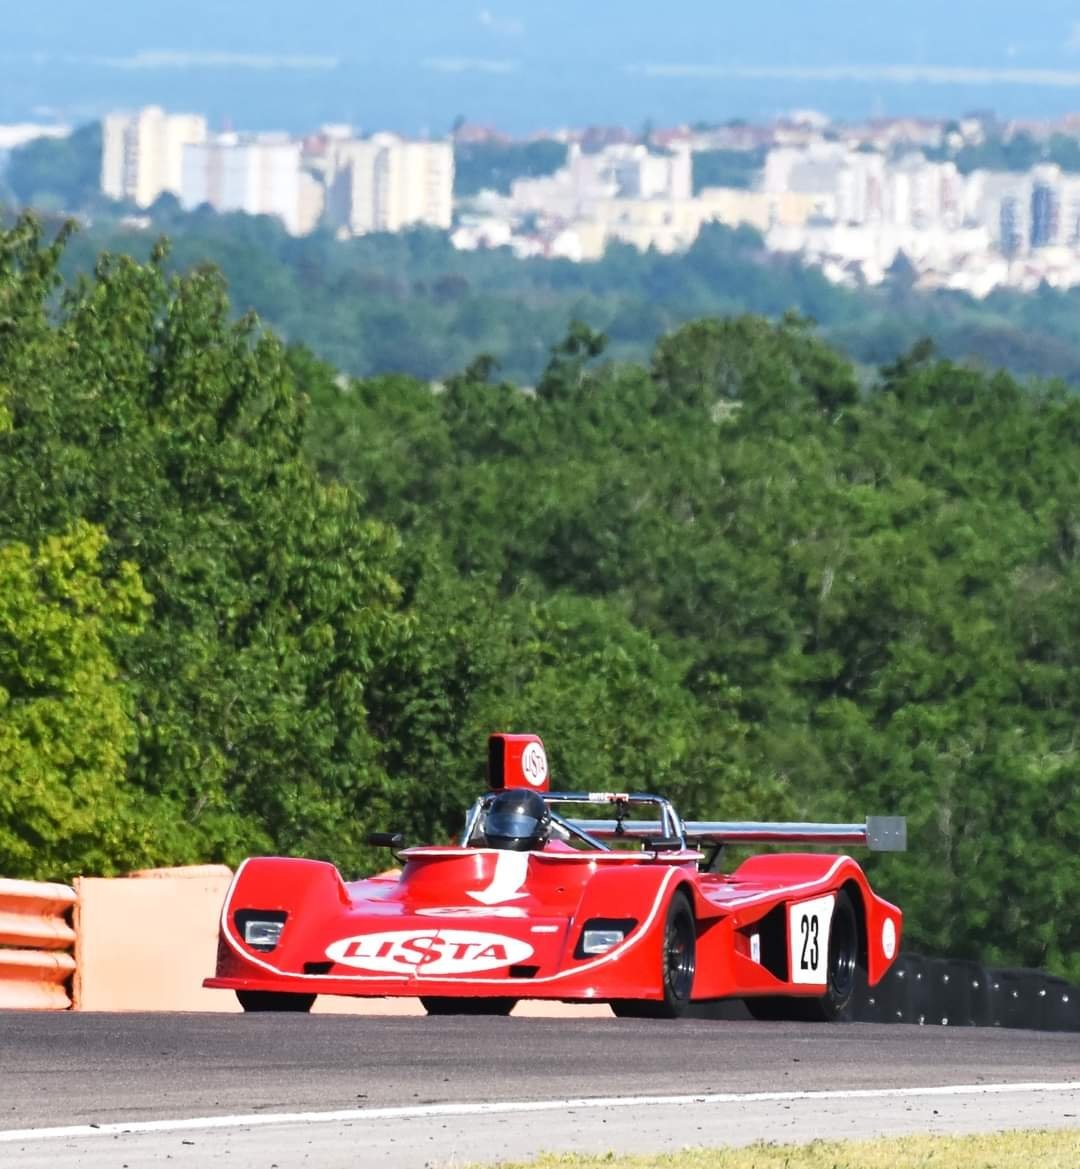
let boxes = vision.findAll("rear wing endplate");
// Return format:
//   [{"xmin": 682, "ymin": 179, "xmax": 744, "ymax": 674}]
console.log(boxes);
[{"xmin": 864, "ymin": 816, "xmax": 907, "ymax": 852}]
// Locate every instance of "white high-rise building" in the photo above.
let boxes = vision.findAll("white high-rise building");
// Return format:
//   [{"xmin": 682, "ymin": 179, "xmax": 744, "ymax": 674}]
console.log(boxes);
[
  {"xmin": 101, "ymin": 107, "xmax": 207, "ymax": 207},
  {"xmin": 510, "ymin": 143, "xmax": 692, "ymax": 218},
  {"xmin": 887, "ymin": 155, "xmax": 966, "ymax": 230},
  {"xmin": 601, "ymin": 143, "xmax": 692, "ymax": 201},
  {"xmin": 761, "ymin": 143, "xmax": 850, "ymax": 222},
  {"xmin": 763, "ymin": 143, "xmax": 848, "ymax": 196},
  {"xmin": 328, "ymin": 135, "xmax": 454, "ymax": 235},
  {"xmin": 180, "ymin": 135, "xmax": 305, "ymax": 234},
  {"xmin": 971, "ymin": 171, "xmax": 1029, "ymax": 249},
  {"xmin": 836, "ymin": 152, "xmax": 887, "ymax": 225},
  {"xmin": 1061, "ymin": 177, "xmax": 1080, "ymax": 245}
]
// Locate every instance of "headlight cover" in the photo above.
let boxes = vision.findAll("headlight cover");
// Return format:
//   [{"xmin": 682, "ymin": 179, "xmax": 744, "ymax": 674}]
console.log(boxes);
[
  {"xmin": 235, "ymin": 909, "xmax": 287, "ymax": 952},
  {"xmin": 576, "ymin": 917, "xmax": 637, "ymax": 959},
  {"xmin": 582, "ymin": 928, "xmax": 625, "ymax": 955}
]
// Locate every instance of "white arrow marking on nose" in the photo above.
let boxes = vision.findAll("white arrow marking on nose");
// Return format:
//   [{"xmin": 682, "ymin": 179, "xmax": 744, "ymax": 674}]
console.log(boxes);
[{"xmin": 468, "ymin": 850, "xmax": 530, "ymax": 905}]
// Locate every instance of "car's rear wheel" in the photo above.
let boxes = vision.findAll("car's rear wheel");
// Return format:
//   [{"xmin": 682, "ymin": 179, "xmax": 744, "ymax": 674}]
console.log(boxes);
[
  {"xmin": 611, "ymin": 889, "xmax": 696, "ymax": 1019},
  {"xmin": 421, "ymin": 997, "xmax": 517, "ymax": 1016},
  {"xmin": 745, "ymin": 888, "xmax": 861, "ymax": 1023},
  {"xmin": 236, "ymin": 990, "xmax": 316, "ymax": 1013}
]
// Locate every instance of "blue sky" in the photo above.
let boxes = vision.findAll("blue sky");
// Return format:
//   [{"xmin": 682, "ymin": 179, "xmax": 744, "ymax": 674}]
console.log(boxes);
[
  {"xmin": 9, "ymin": 1, "xmax": 1080, "ymax": 68},
  {"xmin": 7, "ymin": 2, "xmax": 1080, "ymax": 132}
]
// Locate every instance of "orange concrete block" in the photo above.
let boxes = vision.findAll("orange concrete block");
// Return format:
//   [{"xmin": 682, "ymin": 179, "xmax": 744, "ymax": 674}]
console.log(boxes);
[
  {"xmin": 513, "ymin": 1001, "xmax": 612, "ymax": 1018},
  {"xmin": 126, "ymin": 865, "xmax": 234, "ymax": 880},
  {"xmin": 74, "ymin": 870, "xmax": 236, "ymax": 1012},
  {"xmin": 314, "ymin": 995, "xmax": 424, "ymax": 1016}
]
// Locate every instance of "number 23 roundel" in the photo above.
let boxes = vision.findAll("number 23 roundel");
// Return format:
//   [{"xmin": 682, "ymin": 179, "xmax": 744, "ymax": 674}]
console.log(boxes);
[{"xmin": 788, "ymin": 893, "xmax": 835, "ymax": 985}]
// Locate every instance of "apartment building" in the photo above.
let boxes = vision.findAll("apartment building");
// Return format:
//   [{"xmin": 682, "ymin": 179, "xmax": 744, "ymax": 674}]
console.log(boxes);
[
  {"xmin": 511, "ymin": 142, "xmax": 692, "ymax": 218},
  {"xmin": 327, "ymin": 135, "xmax": 453, "ymax": 235},
  {"xmin": 101, "ymin": 107, "xmax": 207, "ymax": 207},
  {"xmin": 180, "ymin": 134, "xmax": 310, "ymax": 235}
]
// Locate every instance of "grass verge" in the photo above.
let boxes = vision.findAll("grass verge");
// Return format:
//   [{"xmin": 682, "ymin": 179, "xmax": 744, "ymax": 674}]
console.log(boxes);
[{"xmin": 467, "ymin": 1128, "xmax": 1080, "ymax": 1168}]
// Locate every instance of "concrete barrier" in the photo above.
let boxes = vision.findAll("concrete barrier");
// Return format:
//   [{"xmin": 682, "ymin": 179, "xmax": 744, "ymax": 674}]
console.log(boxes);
[{"xmin": 74, "ymin": 866, "xmax": 235, "ymax": 1011}]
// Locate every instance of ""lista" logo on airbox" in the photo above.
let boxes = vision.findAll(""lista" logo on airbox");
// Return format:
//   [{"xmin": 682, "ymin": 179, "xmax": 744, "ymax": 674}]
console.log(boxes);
[{"xmin": 325, "ymin": 929, "xmax": 535, "ymax": 974}]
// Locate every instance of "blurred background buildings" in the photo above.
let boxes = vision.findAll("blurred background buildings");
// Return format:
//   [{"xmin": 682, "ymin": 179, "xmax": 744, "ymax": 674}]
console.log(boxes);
[{"xmin": 10, "ymin": 103, "xmax": 1080, "ymax": 294}]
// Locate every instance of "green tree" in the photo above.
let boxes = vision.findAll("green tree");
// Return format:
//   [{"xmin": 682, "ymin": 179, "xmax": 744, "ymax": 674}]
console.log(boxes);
[
  {"xmin": 692, "ymin": 148, "xmax": 765, "ymax": 193},
  {"xmin": 5, "ymin": 123, "xmax": 103, "ymax": 213},
  {"xmin": 317, "ymin": 309, "xmax": 1080, "ymax": 977},
  {"xmin": 0, "ymin": 216, "xmax": 409, "ymax": 871},
  {"xmin": 33, "ymin": 197, "xmax": 1080, "ymax": 388},
  {"xmin": 0, "ymin": 522, "xmax": 152, "ymax": 879},
  {"xmin": 453, "ymin": 140, "xmax": 568, "ymax": 197}
]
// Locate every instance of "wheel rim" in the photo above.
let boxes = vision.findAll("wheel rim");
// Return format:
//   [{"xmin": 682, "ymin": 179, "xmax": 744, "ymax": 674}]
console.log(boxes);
[{"xmin": 665, "ymin": 907, "xmax": 695, "ymax": 1003}]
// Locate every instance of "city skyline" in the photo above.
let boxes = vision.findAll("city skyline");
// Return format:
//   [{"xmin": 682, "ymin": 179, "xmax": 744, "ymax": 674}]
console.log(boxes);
[{"xmin": 74, "ymin": 98, "xmax": 1080, "ymax": 296}]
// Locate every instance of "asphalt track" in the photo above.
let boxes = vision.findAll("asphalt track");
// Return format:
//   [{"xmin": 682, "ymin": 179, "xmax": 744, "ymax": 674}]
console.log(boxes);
[{"xmin": 1, "ymin": 1013, "xmax": 1078, "ymax": 1167}]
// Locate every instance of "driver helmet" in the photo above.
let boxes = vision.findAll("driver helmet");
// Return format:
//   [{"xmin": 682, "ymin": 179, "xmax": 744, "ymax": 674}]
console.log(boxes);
[{"xmin": 484, "ymin": 789, "xmax": 552, "ymax": 851}]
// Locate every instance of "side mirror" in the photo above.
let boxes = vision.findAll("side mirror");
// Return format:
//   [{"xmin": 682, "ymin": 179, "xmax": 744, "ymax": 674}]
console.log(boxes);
[{"xmin": 367, "ymin": 831, "xmax": 405, "ymax": 849}]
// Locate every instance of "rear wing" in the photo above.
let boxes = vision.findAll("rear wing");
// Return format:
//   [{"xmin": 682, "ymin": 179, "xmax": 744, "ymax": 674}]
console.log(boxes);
[
  {"xmin": 562, "ymin": 814, "xmax": 907, "ymax": 852},
  {"xmin": 460, "ymin": 785, "xmax": 907, "ymax": 853},
  {"xmin": 551, "ymin": 792, "xmax": 906, "ymax": 853}
]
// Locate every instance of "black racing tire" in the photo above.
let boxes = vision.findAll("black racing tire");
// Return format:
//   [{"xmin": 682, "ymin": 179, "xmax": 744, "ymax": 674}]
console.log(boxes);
[
  {"xmin": 745, "ymin": 887, "xmax": 862, "ymax": 1023},
  {"xmin": 236, "ymin": 990, "xmax": 316, "ymax": 1013},
  {"xmin": 421, "ymin": 997, "xmax": 517, "ymax": 1016},
  {"xmin": 611, "ymin": 889, "xmax": 696, "ymax": 1019}
]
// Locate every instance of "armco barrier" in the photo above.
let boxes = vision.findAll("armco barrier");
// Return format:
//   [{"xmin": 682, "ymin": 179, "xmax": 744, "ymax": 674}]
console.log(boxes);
[{"xmin": 0, "ymin": 877, "xmax": 77, "ymax": 1009}]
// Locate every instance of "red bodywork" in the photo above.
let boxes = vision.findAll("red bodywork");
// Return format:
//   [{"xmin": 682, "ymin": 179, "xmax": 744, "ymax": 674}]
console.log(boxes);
[{"xmin": 205, "ymin": 840, "xmax": 902, "ymax": 1007}]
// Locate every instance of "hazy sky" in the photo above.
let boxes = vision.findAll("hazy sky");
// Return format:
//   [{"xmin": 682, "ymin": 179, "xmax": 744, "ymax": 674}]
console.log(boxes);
[
  {"xmin": 9, "ymin": 1, "xmax": 1080, "ymax": 69},
  {"xmin": 7, "ymin": 2, "xmax": 1080, "ymax": 132}
]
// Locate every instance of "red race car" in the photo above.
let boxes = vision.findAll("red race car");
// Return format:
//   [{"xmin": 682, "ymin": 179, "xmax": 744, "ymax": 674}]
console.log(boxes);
[{"xmin": 205, "ymin": 733, "xmax": 905, "ymax": 1019}]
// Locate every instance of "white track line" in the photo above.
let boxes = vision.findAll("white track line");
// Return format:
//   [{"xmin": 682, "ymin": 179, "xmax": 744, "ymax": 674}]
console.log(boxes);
[{"xmin": 3, "ymin": 1081, "xmax": 1079, "ymax": 1144}]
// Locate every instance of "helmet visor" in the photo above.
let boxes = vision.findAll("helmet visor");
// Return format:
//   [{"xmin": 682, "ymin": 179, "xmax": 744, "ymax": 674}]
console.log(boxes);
[{"xmin": 485, "ymin": 811, "xmax": 542, "ymax": 841}]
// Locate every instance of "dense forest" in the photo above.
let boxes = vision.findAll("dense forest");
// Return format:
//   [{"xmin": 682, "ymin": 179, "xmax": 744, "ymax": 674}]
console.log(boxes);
[
  {"xmin": 1, "ymin": 215, "xmax": 1078, "ymax": 981},
  {"xmin": 39, "ymin": 209, "xmax": 1080, "ymax": 390}
]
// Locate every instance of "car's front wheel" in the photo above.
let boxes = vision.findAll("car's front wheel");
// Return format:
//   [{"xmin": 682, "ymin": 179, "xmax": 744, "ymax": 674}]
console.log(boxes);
[
  {"xmin": 611, "ymin": 889, "xmax": 696, "ymax": 1019},
  {"xmin": 236, "ymin": 990, "xmax": 316, "ymax": 1013}
]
